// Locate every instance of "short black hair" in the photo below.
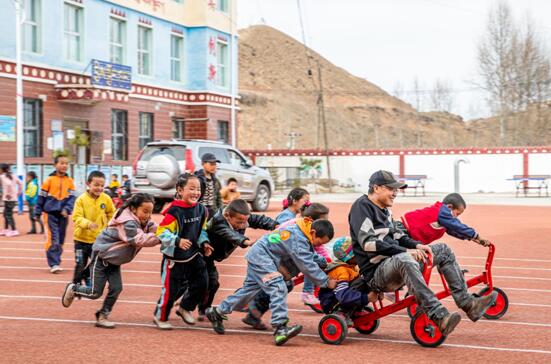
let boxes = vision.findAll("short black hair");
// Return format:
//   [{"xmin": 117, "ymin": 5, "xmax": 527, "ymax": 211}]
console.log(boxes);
[
  {"xmin": 312, "ymin": 219, "xmax": 334, "ymax": 240},
  {"xmin": 368, "ymin": 186, "xmax": 375, "ymax": 194},
  {"xmin": 227, "ymin": 177, "xmax": 238, "ymax": 184},
  {"xmin": 87, "ymin": 170, "xmax": 106, "ymax": 183},
  {"xmin": 176, "ymin": 173, "xmax": 199, "ymax": 189},
  {"xmin": 112, "ymin": 174, "xmax": 118, "ymax": 178},
  {"xmin": 225, "ymin": 199, "xmax": 251, "ymax": 216},
  {"xmin": 443, "ymin": 193, "xmax": 466, "ymax": 209},
  {"xmin": 54, "ymin": 154, "xmax": 69, "ymax": 164},
  {"xmin": 122, "ymin": 174, "xmax": 129, "ymax": 179},
  {"xmin": 302, "ymin": 203, "xmax": 329, "ymax": 220},
  {"xmin": 27, "ymin": 171, "xmax": 37, "ymax": 180}
]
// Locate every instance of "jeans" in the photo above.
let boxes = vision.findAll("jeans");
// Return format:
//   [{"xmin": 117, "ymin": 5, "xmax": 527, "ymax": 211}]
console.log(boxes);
[
  {"xmin": 369, "ymin": 243, "xmax": 474, "ymax": 321},
  {"xmin": 73, "ymin": 241, "xmax": 93, "ymax": 284}
]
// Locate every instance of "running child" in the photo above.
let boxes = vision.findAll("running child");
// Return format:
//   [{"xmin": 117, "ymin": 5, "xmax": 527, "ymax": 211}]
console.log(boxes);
[
  {"xmin": 275, "ymin": 187, "xmax": 310, "ymax": 224},
  {"xmin": 25, "ymin": 171, "xmax": 44, "ymax": 235},
  {"xmin": 0, "ymin": 164, "xmax": 23, "ymax": 237}
]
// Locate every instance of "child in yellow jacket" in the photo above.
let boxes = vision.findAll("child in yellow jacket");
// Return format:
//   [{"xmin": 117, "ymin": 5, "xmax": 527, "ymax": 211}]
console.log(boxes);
[{"xmin": 72, "ymin": 171, "xmax": 115, "ymax": 285}]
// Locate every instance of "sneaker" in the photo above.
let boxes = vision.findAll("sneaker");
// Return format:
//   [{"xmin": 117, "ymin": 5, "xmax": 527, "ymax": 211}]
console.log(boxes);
[
  {"xmin": 153, "ymin": 316, "xmax": 173, "ymax": 330},
  {"xmin": 466, "ymin": 291, "xmax": 498, "ymax": 322},
  {"xmin": 50, "ymin": 265, "xmax": 62, "ymax": 274},
  {"xmin": 301, "ymin": 292, "xmax": 320, "ymax": 306},
  {"xmin": 5, "ymin": 230, "xmax": 19, "ymax": 237},
  {"xmin": 273, "ymin": 323, "xmax": 303, "ymax": 346},
  {"xmin": 0, "ymin": 229, "xmax": 6, "ymax": 236},
  {"xmin": 95, "ymin": 312, "xmax": 115, "ymax": 329},
  {"xmin": 197, "ymin": 309, "xmax": 206, "ymax": 322},
  {"xmin": 435, "ymin": 312, "xmax": 461, "ymax": 336},
  {"xmin": 205, "ymin": 306, "xmax": 227, "ymax": 335},
  {"xmin": 175, "ymin": 307, "xmax": 196, "ymax": 325},
  {"xmin": 242, "ymin": 314, "xmax": 268, "ymax": 331},
  {"xmin": 27, "ymin": 230, "xmax": 37, "ymax": 235},
  {"xmin": 61, "ymin": 283, "xmax": 76, "ymax": 308}
]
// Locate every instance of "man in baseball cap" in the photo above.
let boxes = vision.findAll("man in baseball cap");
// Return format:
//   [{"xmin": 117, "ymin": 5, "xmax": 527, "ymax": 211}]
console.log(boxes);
[
  {"xmin": 201, "ymin": 153, "xmax": 221, "ymax": 164},
  {"xmin": 369, "ymin": 170, "xmax": 407, "ymax": 190}
]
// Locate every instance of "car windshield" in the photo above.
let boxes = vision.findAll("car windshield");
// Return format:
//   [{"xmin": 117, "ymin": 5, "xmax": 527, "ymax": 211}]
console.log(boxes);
[{"xmin": 140, "ymin": 145, "xmax": 186, "ymax": 161}]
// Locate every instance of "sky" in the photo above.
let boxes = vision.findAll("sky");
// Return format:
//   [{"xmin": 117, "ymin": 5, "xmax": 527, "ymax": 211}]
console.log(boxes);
[{"xmin": 237, "ymin": 0, "xmax": 551, "ymax": 120}]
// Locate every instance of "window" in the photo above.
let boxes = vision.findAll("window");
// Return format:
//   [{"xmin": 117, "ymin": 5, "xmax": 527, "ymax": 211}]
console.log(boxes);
[
  {"xmin": 110, "ymin": 17, "xmax": 126, "ymax": 64},
  {"xmin": 228, "ymin": 149, "xmax": 246, "ymax": 168},
  {"xmin": 217, "ymin": 0, "xmax": 229, "ymax": 13},
  {"xmin": 139, "ymin": 112, "xmax": 153, "ymax": 149},
  {"xmin": 64, "ymin": 2, "xmax": 83, "ymax": 62},
  {"xmin": 217, "ymin": 120, "xmax": 229, "ymax": 143},
  {"xmin": 216, "ymin": 41, "xmax": 228, "ymax": 87},
  {"xmin": 172, "ymin": 118, "xmax": 185, "ymax": 139},
  {"xmin": 137, "ymin": 26, "xmax": 152, "ymax": 75},
  {"xmin": 23, "ymin": 0, "xmax": 41, "ymax": 53},
  {"xmin": 198, "ymin": 147, "xmax": 229, "ymax": 164},
  {"xmin": 23, "ymin": 99, "xmax": 42, "ymax": 158},
  {"xmin": 111, "ymin": 110, "xmax": 128, "ymax": 160},
  {"xmin": 170, "ymin": 34, "xmax": 184, "ymax": 82}
]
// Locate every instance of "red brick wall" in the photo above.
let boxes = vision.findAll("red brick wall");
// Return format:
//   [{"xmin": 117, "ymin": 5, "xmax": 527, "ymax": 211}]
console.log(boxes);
[{"xmin": 0, "ymin": 76, "xmax": 235, "ymax": 165}]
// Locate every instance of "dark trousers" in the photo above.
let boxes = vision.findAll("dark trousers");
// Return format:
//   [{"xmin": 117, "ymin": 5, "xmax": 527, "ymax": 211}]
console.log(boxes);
[
  {"xmin": 73, "ymin": 241, "xmax": 93, "ymax": 284},
  {"xmin": 3, "ymin": 201, "xmax": 16, "ymax": 230},
  {"xmin": 154, "ymin": 255, "xmax": 208, "ymax": 321},
  {"xmin": 28, "ymin": 205, "xmax": 44, "ymax": 233},
  {"xmin": 45, "ymin": 212, "xmax": 68, "ymax": 267},
  {"xmin": 198, "ymin": 258, "xmax": 220, "ymax": 313},
  {"xmin": 74, "ymin": 254, "xmax": 123, "ymax": 316}
]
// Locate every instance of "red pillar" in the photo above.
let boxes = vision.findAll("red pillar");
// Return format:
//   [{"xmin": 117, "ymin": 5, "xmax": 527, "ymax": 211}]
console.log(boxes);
[
  {"xmin": 399, "ymin": 153, "xmax": 405, "ymax": 177},
  {"xmin": 523, "ymin": 152, "xmax": 529, "ymax": 190}
]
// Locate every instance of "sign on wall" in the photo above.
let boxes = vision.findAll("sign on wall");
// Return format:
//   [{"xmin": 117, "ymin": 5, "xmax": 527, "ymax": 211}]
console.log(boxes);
[
  {"xmin": 0, "ymin": 116, "xmax": 16, "ymax": 142},
  {"xmin": 91, "ymin": 59, "xmax": 132, "ymax": 90}
]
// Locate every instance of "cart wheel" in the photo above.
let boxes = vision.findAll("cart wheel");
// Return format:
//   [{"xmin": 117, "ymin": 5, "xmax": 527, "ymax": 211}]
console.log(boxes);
[
  {"xmin": 318, "ymin": 314, "xmax": 348, "ymax": 345},
  {"xmin": 353, "ymin": 307, "xmax": 380, "ymax": 335},
  {"xmin": 306, "ymin": 303, "xmax": 324, "ymax": 314},
  {"xmin": 478, "ymin": 287, "xmax": 509, "ymax": 320},
  {"xmin": 410, "ymin": 312, "xmax": 447, "ymax": 348},
  {"xmin": 407, "ymin": 303, "xmax": 419, "ymax": 319}
]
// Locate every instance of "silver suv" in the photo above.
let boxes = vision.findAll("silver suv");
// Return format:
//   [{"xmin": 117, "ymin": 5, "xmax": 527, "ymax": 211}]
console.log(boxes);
[{"xmin": 132, "ymin": 139, "xmax": 274, "ymax": 213}]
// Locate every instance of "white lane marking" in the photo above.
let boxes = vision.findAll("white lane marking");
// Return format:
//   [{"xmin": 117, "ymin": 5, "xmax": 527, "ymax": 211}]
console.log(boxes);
[{"xmin": 1, "ymin": 315, "xmax": 551, "ymax": 354}]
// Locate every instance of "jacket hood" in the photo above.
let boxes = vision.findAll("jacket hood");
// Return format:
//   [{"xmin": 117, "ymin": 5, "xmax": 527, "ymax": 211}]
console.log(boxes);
[
  {"xmin": 295, "ymin": 217, "xmax": 313, "ymax": 243},
  {"xmin": 109, "ymin": 208, "xmax": 141, "ymax": 227}
]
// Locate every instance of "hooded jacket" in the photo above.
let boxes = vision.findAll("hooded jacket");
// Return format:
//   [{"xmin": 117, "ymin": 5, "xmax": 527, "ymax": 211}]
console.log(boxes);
[
  {"xmin": 35, "ymin": 172, "xmax": 76, "ymax": 216},
  {"xmin": 195, "ymin": 169, "xmax": 222, "ymax": 211},
  {"xmin": 92, "ymin": 208, "xmax": 159, "ymax": 265}
]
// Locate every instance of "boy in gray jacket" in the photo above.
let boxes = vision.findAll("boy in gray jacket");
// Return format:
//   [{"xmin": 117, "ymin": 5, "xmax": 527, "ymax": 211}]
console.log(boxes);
[
  {"xmin": 61, "ymin": 193, "xmax": 160, "ymax": 328},
  {"xmin": 206, "ymin": 217, "xmax": 337, "ymax": 346}
]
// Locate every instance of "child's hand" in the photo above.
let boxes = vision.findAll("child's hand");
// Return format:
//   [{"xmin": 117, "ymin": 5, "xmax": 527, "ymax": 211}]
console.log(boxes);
[
  {"xmin": 474, "ymin": 237, "xmax": 491, "ymax": 247},
  {"xmin": 327, "ymin": 279, "xmax": 337, "ymax": 289},
  {"xmin": 367, "ymin": 291, "xmax": 380, "ymax": 303},
  {"xmin": 408, "ymin": 249, "xmax": 427, "ymax": 262},
  {"xmin": 243, "ymin": 239, "xmax": 255, "ymax": 247},
  {"xmin": 61, "ymin": 210, "xmax": 68, "ymax": 218},
  {"xmin": 178, "ymin": 239, "xmax": 192, "ymax": 250},
  {"xmin": 89, "ymin": 222, "xmax": 98, "ymax": 230},
  {"xmin": 203, "ymin": 243, "xmax": 214, "ymax": 257}
]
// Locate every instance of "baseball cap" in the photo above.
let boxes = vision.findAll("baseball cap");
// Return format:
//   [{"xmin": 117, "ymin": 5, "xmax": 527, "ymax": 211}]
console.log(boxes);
[
  {"xmin": 201, "ymin": 153, "xmax": 221, "ymax": 163},
  {"xmin": 369, "ymin": 170, "xmax": 407, "ymax": 189}
]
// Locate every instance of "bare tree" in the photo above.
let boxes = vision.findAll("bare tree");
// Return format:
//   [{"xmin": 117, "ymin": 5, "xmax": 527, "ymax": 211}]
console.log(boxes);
[
  {"xmin": 429, "ymin": 78, "xmax": 454, "ymax": 112},
  {"xmin": 392, "ymin": 81, "xmax": 404, "ymax": 100},
  {"xmin": 412, "ymin": 76, "xmax": 423, "ymax": 111}
]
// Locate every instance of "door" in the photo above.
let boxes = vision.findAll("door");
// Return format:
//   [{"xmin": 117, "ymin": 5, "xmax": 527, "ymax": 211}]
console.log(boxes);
[{"xmin": 63, "ymin": 119, "xmax": 90, "ymax": 164}]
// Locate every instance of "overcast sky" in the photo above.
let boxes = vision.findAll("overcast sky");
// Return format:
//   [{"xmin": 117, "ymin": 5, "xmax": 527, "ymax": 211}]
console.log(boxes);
[{"xmin": 237, "ymin": 0, "xmax": 551, "ymax": 120}]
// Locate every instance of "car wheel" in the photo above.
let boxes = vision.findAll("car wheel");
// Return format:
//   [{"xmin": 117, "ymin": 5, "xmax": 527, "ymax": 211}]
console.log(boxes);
[{"xmin": 252, "ymin": 184, "xmax": 270, "ymax": 212}]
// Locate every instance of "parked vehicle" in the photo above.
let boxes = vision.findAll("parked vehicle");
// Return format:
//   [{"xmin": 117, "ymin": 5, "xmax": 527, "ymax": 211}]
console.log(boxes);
[{"xmin": 132, "ymin": 139, "xmax": 274, "ymax": 213}]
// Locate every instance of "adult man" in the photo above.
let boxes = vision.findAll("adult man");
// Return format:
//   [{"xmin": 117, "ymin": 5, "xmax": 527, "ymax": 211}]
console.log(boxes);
[
  {"xmin": 195, "ymin": 153, "xmax": 223, "ymax": 218},
  {"xmin": 349, "ymin": 170, "xmax": 497, "ymax": 337}
]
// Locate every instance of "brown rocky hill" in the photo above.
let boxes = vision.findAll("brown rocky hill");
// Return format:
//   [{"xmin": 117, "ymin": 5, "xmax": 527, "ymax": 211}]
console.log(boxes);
[{"xmin": 236, "ymin": 25, "xmax": 550, "ymax": 150}]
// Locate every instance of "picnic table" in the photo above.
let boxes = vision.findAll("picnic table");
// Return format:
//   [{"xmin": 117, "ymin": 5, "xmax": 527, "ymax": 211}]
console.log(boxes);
[
  {"xmin": 398, "ymin": 175, "xmax": 428, "ymax": 196},
  {"xmin": 507, "ymin": 175, "xmax": 550, "ymax": 197}
]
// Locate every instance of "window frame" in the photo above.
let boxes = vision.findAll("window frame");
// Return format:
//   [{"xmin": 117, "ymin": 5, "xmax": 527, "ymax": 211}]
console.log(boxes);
[
  {"xmin": 216, "ymin": 40, "xmax": 228, "ymax": 87},
  {"xmin": 172, "ymin": 118, "xmax": 185, "ymax": 139},
  {"xmin": 109, "ymin": 16, "xmax": 126, "ymax": 64},
  {"xmin": 23, "ymin": 98, "xmax": 43, "ymax": 158},
  {"xmin": 63, "ymin": 1, "xmax": 84, "ymax": 63},
  {"xmin": 137, "ymin": 25, "xmax": 153, "ymax": 76},
  {"xmin": 170, "ymin": 33, "xmax": 184, "ymax": 82},
  {"xmin": 217, "ymin": 120, "xmax": 229, "ymax": 143},
  {"xmin": 217, "ymin": 0, "xmax": 229, "ymax": 13},
  {"xmin": 138, "ymin": 112, "xmax": 154, "ymax": 149},
  {"xmin": 111, "ymin": 109, "xmax": 128, "ymax": 161},
  {"xmin": 23, "ymin": 0, "xmax": 41, "ymax": 54}
]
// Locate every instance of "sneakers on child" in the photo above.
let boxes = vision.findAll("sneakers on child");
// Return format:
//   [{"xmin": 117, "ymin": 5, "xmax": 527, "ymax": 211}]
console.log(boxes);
[
  {"xmin": 6, "ymin": 230, "xmax": 19, "ymax": 237},
  {"xmin": 95, "ymin": 312, "xmax": 115, "ymax": 329},
  {"xmin": 197, "ymin": 309, "xmax": 206, "ymax": 322},
  {"xmin": 0, "ymin": 229, "xmax": 7, "ymax": 236},
  {"xmin": 61, "ymin": 283, "xmax": 76, "ymax": 308},
  {"xmin": 27, "ymin": 229, "xmax": 37, "ymax": 235},
  {"xmin": 301, "ymin": 292, "xmax": 320, "ymax": 306},
  {"xmin": 205, "ymin": 306, "xmax": 227, "ymax": 335},
  {"xmin": 466, "ymin": 291, "xmax": 498, "ymax": 322},
  {"xmin": 273, "ymin": 323, "xmax": 303, "ymax": 346},
  {"xmin": 175, "ymin": 307, "xmax": 196, "ymax": 325},
  {"xmin": 153, "ymin": 316, "xmax": 173, "ymax": 330},
  {"xmin": 50, "ymin": 265, "xmax": 63, "ymax": 274},
  {"xmin": 242, "ymin": 313, "xmax": 268, "ymax": 331}
]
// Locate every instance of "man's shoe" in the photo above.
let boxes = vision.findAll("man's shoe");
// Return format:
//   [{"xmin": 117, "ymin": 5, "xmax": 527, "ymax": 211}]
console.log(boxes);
[
  {"xmin": 153, "ymin": 316, "xmax": 172, "ymax": 330},
  {"xmin": 50, "ymin": 265, "xmax": 62, "ymax": 274},
  {"xmin": 273, "ymin": 323, "xmax": 303, "ymax": 346},
  {"xmin": 466, "ymin": 292, "xmax": 498, "ymax": 322},
  {"xmin": 242, "ymin": 314, "xmax": 268, "ymax": 330},
  {"xmin": 175, "ymin": 307, "xmax": 196, "ymax": 325},
  {"xmin": 95, "ymin": 312, "xmax": 115, "ymax": 329},
  {"xmin": 205, "ymin": 307, "xmax": 227, "ymax": 335},
  {"xmin": 61, "ymin": 283, "xmax": 76, "ymax": 308},
  {"xmin": 435, "ymin": 312, "xmax": 461, "ymax": 336}
]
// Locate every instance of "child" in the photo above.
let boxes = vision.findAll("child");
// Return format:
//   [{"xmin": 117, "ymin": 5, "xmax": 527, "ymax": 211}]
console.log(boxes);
[
  {"xmin": 275, "ymin": 187, "xmax": 310, "ymax": 224},
  {"xmin": 121, "ymin": 174, "xmax": 131, "ymax": 199},
  {"xmin": 220, "ymin": 178, "xmax": 241, "ymax": 205},
  {"xmin": 195, "ymin": 153, "xmax": 222, "ymax": 218},
  {"xmin": 25, "ymin": 171, "xmax": 44, "ymax": 235},
  {"xmin": 318, "ymin": 237, "xmax": 380, "ymax": 320},
  {"xmin": 72, "ymin": 171, "xmax": 116, "ymax": 286},
  {"xmin": 153, "ymin": 173, "xmax": 214, "ymax": 330},
  {"xmin": 206, "ymin": 218, "xmax": 337, "ymax": 346},
  {"xmin": 401, "ymin": 193, "xmax": 490, "ymax": 246},
  {"xmin": 0, "ymin": 164, "xmax": 23, "ymax": 237},
  {"xmin": 107, "ymin": 174, "xmax": 120, "ymax": 198},
  {"xmin": 34, "ymin": 155, "xmax": 76, "ymax": 273},
  {"xmin": 61, "ymin": 193, "xmax": 160, "ymax": 328}
]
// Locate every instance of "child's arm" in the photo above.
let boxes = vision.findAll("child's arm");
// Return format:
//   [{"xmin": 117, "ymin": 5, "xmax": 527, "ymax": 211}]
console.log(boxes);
[
  {"xmin": 72, "ymin": 197, "xmax": 93, "ymax": 229},
  {"xmin": 198, "ymin": 210, "xmax": 213, "ymax": 257},
  {"xmin": 438, "ymin": 207, "xmax": 477, "ymax": 241},
  {"xmin": 34, "ymin": 178, "xmax": 50, "ymax": 217},
  {"xmin": 123, "ymin": 220, "xmax": 160, "ymax": 247},
  {"xmin": 248, "ymin": 214, "xmax": 278, "ymax": 231},
  {"xmin": 61, "ymin": 179, "xmax": 77, "ymax": 215},
  {"xmin": 290, "ymin": 238, "xmax": 330, "ymax": 288},
  {"xmin": 104, "ymin": 196, "xmax": 116, "ymax": 222},
  {"xmin": 156, "ymin": 212, "xmax": 181, "ymax": 257}
]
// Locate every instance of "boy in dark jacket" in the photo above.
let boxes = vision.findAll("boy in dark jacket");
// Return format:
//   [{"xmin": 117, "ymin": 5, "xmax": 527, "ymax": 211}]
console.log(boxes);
[
  {"xmin": 197, "ymin": 199, "xmax": 277, "ymax": 320},
  {"xmin": 195, "ymin": 153, "xmax": 222, "ymax": 218}
]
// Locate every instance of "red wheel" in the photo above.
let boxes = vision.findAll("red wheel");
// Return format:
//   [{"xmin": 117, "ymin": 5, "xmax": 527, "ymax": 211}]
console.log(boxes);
[
  {"xmin": 353, "ymin": 307, "xmax": 380, "ymax": 335},
  {"xmin": 478, "ymin": 287, "xmax": 509, "ymax": 320},
  {"xmin": 410, "ymin": 312, "xmax": 447, "ymax": 348},
  {"xmin": 318, "ymin": 314, "xmax": 347, "ymax": 345},
  {"xmin": 407, "ymin": 303, "xmax": 418, "ymax": 319}
]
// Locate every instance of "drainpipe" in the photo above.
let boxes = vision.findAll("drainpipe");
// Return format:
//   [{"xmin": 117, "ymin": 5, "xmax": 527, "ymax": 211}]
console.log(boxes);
[{"xmin": 454, "ymin": 158, "xmax": 469, "ymax": 193}]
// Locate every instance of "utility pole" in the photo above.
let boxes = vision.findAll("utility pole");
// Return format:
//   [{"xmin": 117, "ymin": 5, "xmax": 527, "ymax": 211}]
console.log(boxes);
[
  {"xmin": 14, "ymin": 0, "xmax": 25, "ymax": 213},
  {"xmin": 284, "ymin": 132, "xmax": 301, "ymax": 150},
  {"xmin": 316, "ymin": 61, "xmax": 332, "ymax": 192}
]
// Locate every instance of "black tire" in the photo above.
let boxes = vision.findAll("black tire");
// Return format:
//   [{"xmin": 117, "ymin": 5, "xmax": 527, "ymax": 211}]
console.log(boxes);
[
  {"xmin": 318, "ymin": 314, "xmax": 348, "ymax": 345},
  {"xmin": 153, "ymin": 199, "xmax": 167, "ymax": 214},
  {"xmin": 478, "ymin": 287, "xmax": 509, "ymax": 320},
  {"xmin": 252, "ymin": 184, "xmax": 270, "ymax": 212},
  {"xmin": 410, "ymin": 312, "xmax": 447, "ymax": 348},
  {"xmin": 353, "ymin": 307, "xmax": 380, "ymax": 335}
]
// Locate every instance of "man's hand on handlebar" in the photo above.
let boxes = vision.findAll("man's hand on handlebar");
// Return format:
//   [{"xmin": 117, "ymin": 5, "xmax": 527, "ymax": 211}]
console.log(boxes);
[{"xmin": 407, "ymin": 249, "xmax": 427, "ymax": 262}]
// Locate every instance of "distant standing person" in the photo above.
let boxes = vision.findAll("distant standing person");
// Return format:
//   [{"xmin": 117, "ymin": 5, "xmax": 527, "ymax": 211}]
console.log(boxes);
[
  {"xmin": 220, "ymin": 178, "xmax": 241, "ymax": 205},
  {"xmin": 26, "ymin": 171, "xmax": 44, "ymax": 235},
  {"xmin": 195, "ymin": 153, "xmax": 222, "ymax": 218},
  {"xmin": 121, "ymin": 174, "xmax": 132, "ymax": 200},
  {"xmin": 0, "ymin": 164, "xmax": 23, "ymax": 237}
]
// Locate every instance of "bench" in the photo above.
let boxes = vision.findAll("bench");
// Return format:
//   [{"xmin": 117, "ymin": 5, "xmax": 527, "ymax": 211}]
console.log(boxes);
[
  {"xmin": 398, "ymin": 175, "xmax": 428, "ymax": 196},
  {"xmin": 508, "ymin": 175, "xmax": 550, "ymax": 197}
]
